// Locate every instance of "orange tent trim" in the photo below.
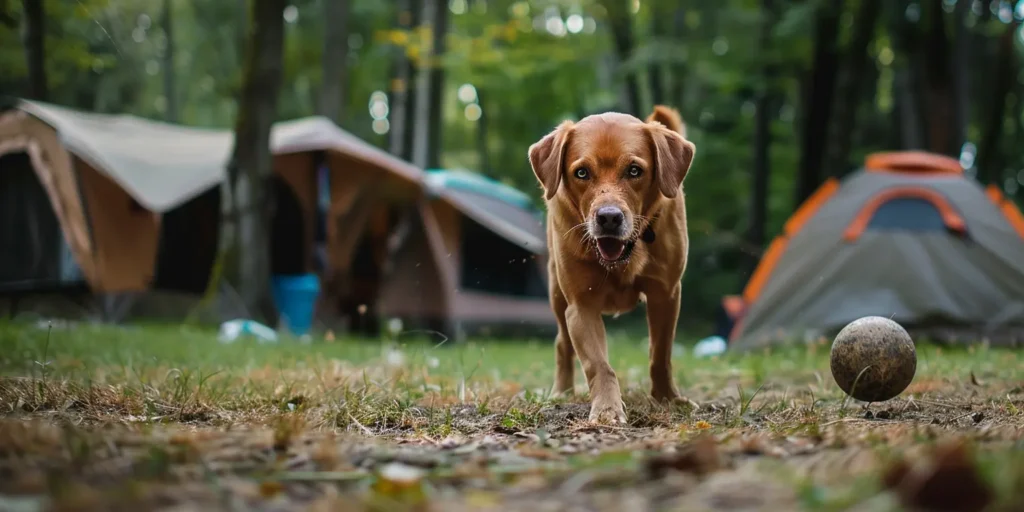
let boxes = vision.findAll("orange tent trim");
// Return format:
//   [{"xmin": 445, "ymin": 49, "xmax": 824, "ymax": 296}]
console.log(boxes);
[
  {"xmin": 864, "ymin": 151, "xmax": 963, "ymax": 175},
  {"xmin": 741, "ymin": 178, "xmax": 840, "ymax": 305},
  {"xmin": 783, "ymin": 178, "xmax": 840, "ymax": 234},
  {"xmin": 985, "ymin": 184, "xmax": 1024, "ymax": 239},
  {"xmin": 843, "ymin": 186, "xmax": 966, "ymax": 242}
]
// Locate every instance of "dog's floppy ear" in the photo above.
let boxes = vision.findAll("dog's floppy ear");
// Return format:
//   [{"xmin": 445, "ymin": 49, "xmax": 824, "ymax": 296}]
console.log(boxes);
[
  {"xmin": 528, "ymin": 120, "xmax": 573, "ymax": 201},
  {"xmin": 646, "ymin": 123, "xmax": 695, "ymax": 199}
]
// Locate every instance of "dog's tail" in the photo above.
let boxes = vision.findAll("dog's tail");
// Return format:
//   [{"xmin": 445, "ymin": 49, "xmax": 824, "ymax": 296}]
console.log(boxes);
[{"xmin": 647, "ymin": 105, "xmax": 686, "ymax": 138}]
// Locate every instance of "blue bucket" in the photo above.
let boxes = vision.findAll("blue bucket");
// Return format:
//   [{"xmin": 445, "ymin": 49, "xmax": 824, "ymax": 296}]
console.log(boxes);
[{"xmin": 271, "ymin": 273, "xmax": 321, "ymax": 336}]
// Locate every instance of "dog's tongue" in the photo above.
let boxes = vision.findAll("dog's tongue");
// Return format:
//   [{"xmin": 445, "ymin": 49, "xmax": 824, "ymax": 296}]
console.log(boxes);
[{"xmin": 597, "ymin": 238, "xmax": 626, "ymax": 261}]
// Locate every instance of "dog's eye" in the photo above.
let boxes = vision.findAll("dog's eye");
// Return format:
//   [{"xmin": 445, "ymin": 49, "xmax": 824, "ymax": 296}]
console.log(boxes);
[
  {"xmin": 574, "ymin": 168, "xmax": 590, "ymax": 180},
  {"xmin": 627, "ymin": 164, "xmax": 643, "ymax": 178}
]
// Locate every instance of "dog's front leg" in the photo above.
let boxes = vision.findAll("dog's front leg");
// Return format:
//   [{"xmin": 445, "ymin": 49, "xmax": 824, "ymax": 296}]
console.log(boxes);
[
  {"xmin": 645, "ymin": 283, "xmax": 692, "ymax": 406},
  {"xmin": 550, "ymin": 287, "xmax": 576, "ymax": 397},
  {"xmin": 565, "ymin": 303, "xmax": 626, "ymax": 424}
]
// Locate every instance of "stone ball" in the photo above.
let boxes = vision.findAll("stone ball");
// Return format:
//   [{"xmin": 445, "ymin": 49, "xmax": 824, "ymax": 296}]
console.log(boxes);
[{"xmin": 830, "ymin": 316, "xmax": 917, "ymax": 403}]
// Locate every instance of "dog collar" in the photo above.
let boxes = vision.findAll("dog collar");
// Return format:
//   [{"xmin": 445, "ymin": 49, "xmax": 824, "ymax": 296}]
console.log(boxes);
[
  {"xmin": 641, "ymin": 225, "xmax": 655, "ymax": 244},
  {"xmin": 641, "ymin": 216, "xmax": 657, "ymax": 244}
]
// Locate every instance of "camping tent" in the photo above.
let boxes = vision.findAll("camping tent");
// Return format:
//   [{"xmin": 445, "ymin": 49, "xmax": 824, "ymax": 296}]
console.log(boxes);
[
  {"xmin": 377, "ymin": 169, "xmax": 553, "ymax": 339},
  {"xmin": 0, "ymin": 99, "xmax": 422, "ymax": 320},
  {"xmin": 729, "ymin": 151, "xmax": 1024, "ymax": 349},
  {"xmin": 0, "ymin": 100, "xmax": 556, "ymax": 336}
]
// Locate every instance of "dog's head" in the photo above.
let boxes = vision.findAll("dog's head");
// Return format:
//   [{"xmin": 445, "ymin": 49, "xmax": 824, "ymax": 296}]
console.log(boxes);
[{"xmin": 528, "ymin": 106, "xmax": 695, "ymax": 265}]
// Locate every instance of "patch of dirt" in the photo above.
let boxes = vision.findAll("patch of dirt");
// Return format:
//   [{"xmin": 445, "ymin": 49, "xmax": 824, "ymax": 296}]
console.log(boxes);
[{"xmin": 0, "ymin": 386, "xmax": 1021, "ymax": 512}]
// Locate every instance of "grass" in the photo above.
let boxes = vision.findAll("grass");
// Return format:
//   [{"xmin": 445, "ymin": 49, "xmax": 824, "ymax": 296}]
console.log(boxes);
[{"xmin": 0, "ymin": 320, "xmax": 1022, "ymax": 511}]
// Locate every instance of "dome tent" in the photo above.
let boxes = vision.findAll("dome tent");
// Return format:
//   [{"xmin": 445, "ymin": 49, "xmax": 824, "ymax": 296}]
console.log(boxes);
[{"xmin": 729, "ymin": 151, "xmax": 1024, "ymax": 349}]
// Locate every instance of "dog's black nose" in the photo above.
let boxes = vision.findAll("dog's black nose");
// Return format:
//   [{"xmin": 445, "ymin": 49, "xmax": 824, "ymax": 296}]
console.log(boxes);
[{"xmin": 596, "ymin": 206, "xmax": 624, "ymax": 231}]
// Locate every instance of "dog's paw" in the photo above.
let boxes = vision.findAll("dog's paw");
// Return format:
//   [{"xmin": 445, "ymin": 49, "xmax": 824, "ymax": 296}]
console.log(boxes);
[
  {"xmin": 588, "ymin": 398, "xmax": 627, "ymax": 424},
  {"xmin": 669, "ymin": 395, "xmax": 700, "ymax": 411},
  {"xmin": 652, "ymin": 388, "xmax": 700, "ymax": 410},
  {"xmin": 549, "ymin": 385, "xmax": 575, "ymax": 399}
]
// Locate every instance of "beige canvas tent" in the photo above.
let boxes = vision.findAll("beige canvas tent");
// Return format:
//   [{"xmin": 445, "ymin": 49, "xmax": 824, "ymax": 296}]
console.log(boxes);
[
  {"xmin": 728, "ymin": 151, "xmax": 1024, "ymax": 349},
  {"xmin": 377, "ymin": 169, "xmax": 552, "ymax": 338},
  {"xmin": 0, "ymin": 100, "xmax": 555, "ymax": 336},
  {"xmin": 0, "ymin": 100, "xmax": 421, "ymax": 317}
]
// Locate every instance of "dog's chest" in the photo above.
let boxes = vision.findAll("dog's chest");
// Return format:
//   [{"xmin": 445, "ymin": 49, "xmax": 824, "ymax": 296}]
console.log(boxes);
[{"xmin": 589, "ymin": 276, "xmax": 645, "ymax": 315}]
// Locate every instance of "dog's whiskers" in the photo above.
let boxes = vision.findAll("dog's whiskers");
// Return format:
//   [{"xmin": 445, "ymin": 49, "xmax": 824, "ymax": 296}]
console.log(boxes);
[{"xmin": 563, "ymin": 221, "xmax": 589, "ymax": 240}]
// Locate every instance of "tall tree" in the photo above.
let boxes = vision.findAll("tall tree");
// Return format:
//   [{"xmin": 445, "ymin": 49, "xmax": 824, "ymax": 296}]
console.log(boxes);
[
  {"xmin": 976, "ymin": 18, "xmax": 1022, "ymax": 183},
  {"xmin": 20, "ymin": 0, "xmax": 47, "ymax": 100},
  {"xmin": 319, "ymin": 0, "xmax": 350, "ymax": 124},
  {"xmin": 794, "ymin": 0, "xmax": 844, "ymax": 206},
  {"xmin": 387, "ymin": 0, "xmax": 420, "ymax": 161},
  {"xmin": 476, "ymin": 89, "xmax": 492, "ymax": 177},
  {"xmin": 600, "ymin": 0, "xmax": 641, "ymax": 115},
  {"xmin": 225, "ymin": 0, "xmax": 287, "ymax": 321},
  {"xmin": 889, "ymin": 0, "xmax": 926, "ymax": 150},
  {"xmin": 748, "ymin": 0, "xmax": 776, "ymax": 275},
  {"xmin": 161, "ymin": 0, "xmax": 178, "ymax": 122},
  {"xmin": 922, "ymin": 0, "xmax": 955, "ymax": 155},
  {"xmin": 669, "ymin": 6, "xmax": 688, "ymax": 109},
  {"xmin": 411, "ymin": 0, "xmax": 448, "ymax": 169},
  {"xmin": 949, "ymin": 0, "xmax": 971, "ymax": 156},
  {"xmin": 647, "ymin": 0, "xmax": 669, "ymax": 107},
  {"xmin": 827, "ymin": 0, "xmax": 881, "ymax": 175}
]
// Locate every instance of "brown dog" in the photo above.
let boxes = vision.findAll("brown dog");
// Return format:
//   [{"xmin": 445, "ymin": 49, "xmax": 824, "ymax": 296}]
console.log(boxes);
[{"xmin": 528, "ymin": 106, "xmax": 696, "ymax": 423}]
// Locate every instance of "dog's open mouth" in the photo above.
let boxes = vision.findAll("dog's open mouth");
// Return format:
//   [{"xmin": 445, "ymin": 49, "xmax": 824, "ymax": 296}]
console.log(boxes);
[{"xmin": 596, "ymin": 237, "xmax": 632, "ymax": 262}]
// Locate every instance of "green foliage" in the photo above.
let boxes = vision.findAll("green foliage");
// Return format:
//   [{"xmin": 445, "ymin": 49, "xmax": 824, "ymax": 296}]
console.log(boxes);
[{"xmin": 7, "ymin": 0, "xmax": 1024, "ymax": 325}]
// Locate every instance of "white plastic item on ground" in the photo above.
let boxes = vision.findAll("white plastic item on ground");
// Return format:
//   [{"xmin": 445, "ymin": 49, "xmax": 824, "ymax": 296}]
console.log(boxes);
[
  {"xmin": 693, "ymin": 336, "xmax": 728, "ymax": 358},
  {"xmin": 218, "ymin": 319, "xmax": 279, "ymax": 344}
]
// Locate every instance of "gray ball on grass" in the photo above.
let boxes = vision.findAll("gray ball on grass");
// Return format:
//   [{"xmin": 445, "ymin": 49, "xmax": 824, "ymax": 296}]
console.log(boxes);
[{"xmin": 830, "ymin": 316, "xmax": 917, "ymax": 403}]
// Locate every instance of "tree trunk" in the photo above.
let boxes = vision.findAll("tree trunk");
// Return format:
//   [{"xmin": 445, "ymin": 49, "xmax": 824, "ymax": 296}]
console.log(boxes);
[
  {"xmin": 949, "ymin": 0, "xmax": 970, "ymax": 156},
  {"xmin": 889, "ymin": 0, "xmax": 926, "ymax": 150},
  {"xmin": 424, "ymin": 0, "xmax": 448, "ymax": 170},
  {"xmin": 476, "ymin": 89, "xmax": 492, "ymax": 177},
  {"xmin": 922, "ymin": 0, "xmax": 955, "ymax": 156},
  {"xmin": 236, "ymin": 0, "xmax": 248, "ymax": 66},
  {"xmin": 669, "ymin": 7, "xmax": 687, "ymax": 109},
  {"xmin": 828, "ymin": 0, "xmax": 881, "ymax": 175},
  {"xmin": 161, "ymin": 0, "xmax": 178, "ymax": 122},
  {"xmin": 794, "ymin": 0, "xmax": 843, "ymax": 206},
  {"xmin": 601, "ymin": 0, "xmax": 641, "ymax": 116},
  {"xmin": 319, "ymin": 0, "xmax": 350, "ymax": 124},
  {"xmin": 976, "ymin": 20, "xmax": 1021, "ymax": 183},
  {"xmin": 225, "ymin": 0, "xmax": 287, "ymax": 322},
  {"xmin": 411, "ymin": 0, "xmax": 448, "ymax": 169},
  {"xmin": 748, "ymin": 0, "xmax": 775, "ymax": 275},
  {"xmin": 20, "ymin": 0, "xmax": 47, "ymax": 100},
  {"xmin": 387, "ymin": 0, "xmax": 419, "ymax": 161},
  {"xmin": 647, "ymin": 0, "xmax": 669, "ymax": 107}
]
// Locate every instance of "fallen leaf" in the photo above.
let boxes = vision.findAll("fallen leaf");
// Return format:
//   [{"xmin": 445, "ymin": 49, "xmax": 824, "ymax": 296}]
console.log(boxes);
[
  {"xmin": 259, "ymin": 480, "xmax": 284, "ymax": 498},
  {"xmin": 517, "ymin": 445, "xmax": 561, "ymax": 461},
  {"xmin": 739, "ymin": 435, "xmax": 786, "ymax": 457},
  {"xmin": 693, "ymin": 420, "xmax": 712, "ymax": 430},
  {"xmin": 645, "ymin": 435, "xmax": 724, "ymax": 478},
  {"xmin": 884, "ymin": 438, "xmax": 993, "ymax": 512}
]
